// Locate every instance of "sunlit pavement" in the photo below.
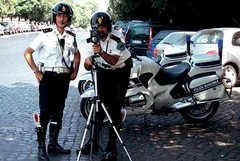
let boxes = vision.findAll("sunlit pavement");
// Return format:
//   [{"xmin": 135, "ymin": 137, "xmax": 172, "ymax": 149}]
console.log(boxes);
[{"xmin": 0, "ymin": 80, "xmax": 239, "ymax": 161}]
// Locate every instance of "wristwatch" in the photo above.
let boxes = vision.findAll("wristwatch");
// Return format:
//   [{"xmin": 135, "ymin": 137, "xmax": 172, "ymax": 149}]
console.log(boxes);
[{"xmin": 33, "ymin": 69, "xmax": 40, "ymax": 74}]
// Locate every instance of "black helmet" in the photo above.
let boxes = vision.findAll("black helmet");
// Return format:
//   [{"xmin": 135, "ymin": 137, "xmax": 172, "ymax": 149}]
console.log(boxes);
[
  {"xmin": 52, "ymin": 2, "xmax": 73, "ymax": 24},
  {"xmin": 90, "ymin": 12, "xmax": 112, "ymax": 32}
]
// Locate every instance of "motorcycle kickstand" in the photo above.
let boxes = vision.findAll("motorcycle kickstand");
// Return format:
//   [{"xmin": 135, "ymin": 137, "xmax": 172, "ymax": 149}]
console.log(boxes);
[{"xmin": 143, "ymin": 114, "xmax": 147, "ymax": 126}]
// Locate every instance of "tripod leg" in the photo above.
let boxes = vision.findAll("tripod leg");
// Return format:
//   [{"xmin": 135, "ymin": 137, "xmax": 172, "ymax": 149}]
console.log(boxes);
[
  {"xmin": 100, "ymin": 102, "xmax": 132, "ymax": 161},
  {"xmin": 77, "ymin": 102, "xmax": 95, "ymax": 161},
  {"xmin": 94, "ymin": 102, "xmax": 104, "ymax": 152}
]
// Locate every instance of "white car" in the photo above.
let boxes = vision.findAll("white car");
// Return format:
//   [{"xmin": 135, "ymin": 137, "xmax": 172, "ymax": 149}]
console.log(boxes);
[
  {"xmin": 190, "ymin": 27, "xmax": 240, "ymax": 88},
  {"xmin": 0, "ymin": 24, "xmax": 4, "ymax": 36},
  {"xmin": 156, "ymin": 31, "xmax": 196, "ymax": 55}
]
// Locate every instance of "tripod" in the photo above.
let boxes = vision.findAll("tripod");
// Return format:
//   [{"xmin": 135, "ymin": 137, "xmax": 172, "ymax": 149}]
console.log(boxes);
[{"xmin": 77, "ymin": 55, "xmax": 132, "ymax": 161}]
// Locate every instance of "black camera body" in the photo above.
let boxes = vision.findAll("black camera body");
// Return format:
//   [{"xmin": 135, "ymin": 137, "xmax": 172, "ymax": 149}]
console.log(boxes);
[{"xmin": 86, "ymin": 29, "xmax": 100, "ymax": 44}]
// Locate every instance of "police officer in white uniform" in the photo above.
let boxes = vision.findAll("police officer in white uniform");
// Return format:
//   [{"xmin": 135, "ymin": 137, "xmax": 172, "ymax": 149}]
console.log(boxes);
[
  {"xmin": 77, "ymin": 12, "xmax": 132, "ymax": 161},
  {"xmin": 24, "ymin": 2, "xmax": 80, "ymax": 160}
]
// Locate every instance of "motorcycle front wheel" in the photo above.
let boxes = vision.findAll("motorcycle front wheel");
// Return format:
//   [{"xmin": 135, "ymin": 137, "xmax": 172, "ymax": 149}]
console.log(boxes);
[
  {"xmin": 179, "ymin": 101, "xmax": 219, "ymax": 123},
  {"xmin": 80, "ymin": 98, "xmax": 108, "ymax": 124},
  {"xmin": 78, "ymin": 80, "xmax": 93, "ymax": 95}
]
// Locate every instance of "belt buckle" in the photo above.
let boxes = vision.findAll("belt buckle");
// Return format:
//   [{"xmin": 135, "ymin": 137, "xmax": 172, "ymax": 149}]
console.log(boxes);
[{"xmin": 58, "ymin": 68, "xmax": 64, "ymax": 74}]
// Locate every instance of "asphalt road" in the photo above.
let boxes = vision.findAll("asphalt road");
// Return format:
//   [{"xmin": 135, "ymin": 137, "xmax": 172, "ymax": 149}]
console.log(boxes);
[{"xmin": 0, "ymin": 32, "xmax": 239, "ymax": 161}]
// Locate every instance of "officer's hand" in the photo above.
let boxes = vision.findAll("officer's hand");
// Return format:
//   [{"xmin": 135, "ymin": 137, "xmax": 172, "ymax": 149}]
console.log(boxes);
[
  {"xmin": 92, "ymin": 43, "xmax": 101, "ymax": 55},
  {"xmin": 70, "ymin": 70, "xmax": 78, "ymax": 80},
  {"xmin": 84, "ymin": 56, "xmax": 93, "ymax": 71},
  {"xmin": 35, "ymin": 72, "xmax": 43, "ymax": 84}
]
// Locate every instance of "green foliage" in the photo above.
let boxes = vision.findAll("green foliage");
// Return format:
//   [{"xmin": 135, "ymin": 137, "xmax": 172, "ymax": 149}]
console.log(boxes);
[
  {"xmin": 0, "ymin": 0, "xmax": 98, "ymax": 28},
  {"xmin": 0, "ymin": 0, "xmax": 17, "ymax": 19},
  {"xmin": 1, "ymin": 0, "xmax": 240, "ymax": 30},
  {"xmin": 109, "ymin": 0, "xmax": 240, "ymax": 30},
  {"xmin": 73, "ymin": 0, "xmax": 98, "ymax": 28}
]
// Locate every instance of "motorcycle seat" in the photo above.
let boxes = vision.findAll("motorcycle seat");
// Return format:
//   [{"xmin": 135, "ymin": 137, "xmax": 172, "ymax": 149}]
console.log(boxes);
[{"xmin": 155, "ymin": 62, "xmax": 191, "ymax": 85}]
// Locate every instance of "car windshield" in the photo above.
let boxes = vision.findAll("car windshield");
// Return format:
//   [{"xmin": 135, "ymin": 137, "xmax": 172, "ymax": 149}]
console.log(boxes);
[
  {"xmin": 162, "ymin": 32, "xmax": 193, "ymax": 45},
  {"xmin": 126, "ymin": 27, "xmax": 149, "ymax": 40},
  {"xmin": 154, "ymin": 30, "xmax": 178, "ymax": 42},
  {"xmin": 191, "ymin": 30, "xmax": 223, "ymax": 44},
  {"xmin": 0, "ymin": 22, "xmax": 8, "ymax": 27}
]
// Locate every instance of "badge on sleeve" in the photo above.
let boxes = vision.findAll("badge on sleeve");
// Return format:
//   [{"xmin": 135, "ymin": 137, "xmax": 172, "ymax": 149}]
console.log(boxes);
[{"xmin": 117, "ymin": 42, "xmax": 126, "ymax": 50}]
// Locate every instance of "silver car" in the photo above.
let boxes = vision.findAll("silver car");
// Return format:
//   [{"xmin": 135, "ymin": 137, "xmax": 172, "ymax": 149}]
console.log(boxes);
[
  {"xmin": 156, "ymin": 31, "xmax": 196, "ymax": 54},
  {"xmin": 190, "ymin": 28, "xmax": 240, "ymax": 88}
]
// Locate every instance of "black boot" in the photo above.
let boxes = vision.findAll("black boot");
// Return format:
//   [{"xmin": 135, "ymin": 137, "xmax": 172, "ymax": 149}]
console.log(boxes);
[
  {"xmin": 102, "ymin": 141, "xmax": 117, "ymax": 161},
  {"xmin": 102, "ymin": 126, "xmax": 120, "ymax": 161},
  {"xmin": 36, "ymin": 127, "xmax": 49, "ymax": 161},
  {"xmin": 48, "ymin": 124, "xmax": 71, "ymax": 154},
  {"xmin": 76, "ymin": 139, "xmax": 99, "ymax": 155},
  {"xmin": 76, "ymin": 112, "xmax": 104, "ymax": 155}
]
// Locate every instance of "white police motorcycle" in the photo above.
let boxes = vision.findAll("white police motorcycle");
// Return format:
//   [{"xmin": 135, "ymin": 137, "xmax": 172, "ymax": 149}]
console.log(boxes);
[
  {"xmin": 78, "ymin": 45, "xmax": 189, "ymax": 95},
  {"xmin": 79, "ymin": 37, "xmax": 229, "ymax": 123}
]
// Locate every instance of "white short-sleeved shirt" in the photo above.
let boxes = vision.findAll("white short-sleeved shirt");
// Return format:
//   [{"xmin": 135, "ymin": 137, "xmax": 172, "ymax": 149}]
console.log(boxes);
[
  {"xmin": 88, "ymin": 30, "xmax": 131, "ymax": 70},
  {"xmin": 29, "ymin": 25, "xmax": 79, "ymax": 68}
]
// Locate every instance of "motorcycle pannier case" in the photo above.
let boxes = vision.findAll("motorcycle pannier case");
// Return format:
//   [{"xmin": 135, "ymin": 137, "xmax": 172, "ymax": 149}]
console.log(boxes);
[
  {"xmin": 162, "ymin": 48, "xmax": 188, "ymax": 65},
  {"xmin": 191, "ymin": 54, "xmax": 222, "ymax": 68},
  {"xmin": 189, "ymin": 73, "xmax": 225, "ymax": 101}
]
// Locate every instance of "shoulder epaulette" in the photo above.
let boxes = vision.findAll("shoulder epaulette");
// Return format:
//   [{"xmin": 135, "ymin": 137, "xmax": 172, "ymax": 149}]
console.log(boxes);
[
  {"xmin": 110, "ymin": 34, "xmax": 121, "ymax": 43},
  {"xmin": 110, "ymin": 34, "xmax": 126, "ymax": 50},
  {"xmin": 42, "ymin": 28, "xmax": 53, "ymax": 33},
  {"xmin": 66, "ymin": 30, "xmax": 76, "ymax": 37}
]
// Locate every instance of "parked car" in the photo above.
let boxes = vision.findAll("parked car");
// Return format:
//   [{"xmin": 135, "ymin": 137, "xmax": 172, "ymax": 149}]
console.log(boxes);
[
  {"xmin": 125, "ymin": 24, "xmax": 176, "ymax": 55},
  {"xmin": 146, "ymin": 30, "xmax": 183, "ymax": 57},
  {"xmin": 0, "ymin": 21, "xmax": 15, "ymax": 34},
  {"xmin": 19, "ymin": 21, "xmax": 30, "ymax": 32},
  {"xmin": 123, "ymin": 20, "xmax": 148, "ymax": 35},
  {"xmin": 0, "ymin": 24, "xmax": 4, "ymax": 36},
  {"xmin": 190, "ymin": 27, "xmax": 240, "ymax": 88},
  {"xmin": 113, "ymin": 21, "xmax": 124, "ymax": 30},
  {"xmin": 13, "ymin": 21, "xmax": 22, "ymax": 33},
  {"xmin": 112, "ymin": 21, "xmax": 129, "ymax": 35},
  {"xmin": 154, "ymin": 31, "xmax": 196, "ymax": 56}
]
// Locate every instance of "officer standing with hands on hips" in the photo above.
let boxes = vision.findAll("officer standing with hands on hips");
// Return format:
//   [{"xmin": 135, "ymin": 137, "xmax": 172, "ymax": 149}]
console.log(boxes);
[
  {"xmin": 23, "ymin": 2, "xmax": 80, "ymax": 160},
  {"xmin": 76, "ymin": 11, "xmax": 132, "ymax": 161}
]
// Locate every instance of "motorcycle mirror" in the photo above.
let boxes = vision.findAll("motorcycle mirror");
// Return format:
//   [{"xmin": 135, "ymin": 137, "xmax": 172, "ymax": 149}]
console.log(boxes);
[
  {"xmin": 218, "ymin": 39, "xmax": 223, "ymax": 60},
  {"xmin": 186, "ymin": 35, "xmax": 191, "ymax": 42},
  {"xmin": 186, "ymin": 35, "xmax": 191, "ymax": 56}
]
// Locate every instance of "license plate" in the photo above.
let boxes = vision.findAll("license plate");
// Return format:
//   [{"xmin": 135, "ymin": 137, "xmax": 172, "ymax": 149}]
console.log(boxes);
[{"xmin": 132, "ymin": 40, "xmax": 142, "ymax": 44}]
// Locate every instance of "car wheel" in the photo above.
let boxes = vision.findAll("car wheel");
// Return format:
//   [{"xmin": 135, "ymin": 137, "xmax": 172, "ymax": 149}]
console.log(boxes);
[{"xmin": 223, "ymin": 65, "xmax": 237, "ymax": 88}]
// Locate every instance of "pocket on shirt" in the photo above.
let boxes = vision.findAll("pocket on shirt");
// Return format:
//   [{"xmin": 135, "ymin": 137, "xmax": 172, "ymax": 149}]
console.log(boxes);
[{"xmin": 43, "ymin": 41, "xmax": 58, "ymax": 55}]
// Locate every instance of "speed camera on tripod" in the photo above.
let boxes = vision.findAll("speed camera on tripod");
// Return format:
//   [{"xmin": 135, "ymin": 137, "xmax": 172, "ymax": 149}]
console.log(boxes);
[{"xmin": 86, "ymin": 29, "xmax": 100, "ymax": 44}]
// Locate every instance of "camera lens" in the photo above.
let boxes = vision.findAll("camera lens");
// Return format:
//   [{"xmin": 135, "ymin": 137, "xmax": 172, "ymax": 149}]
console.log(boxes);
[{"xmin": 92, "ymin": 37, "xmax": 98, "ymax": 43}]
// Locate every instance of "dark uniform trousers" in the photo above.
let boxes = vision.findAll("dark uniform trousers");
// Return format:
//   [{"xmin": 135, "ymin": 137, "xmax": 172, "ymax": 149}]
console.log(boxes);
[
  {"xmin": 96, "ymin": 58, "xmax": 132, "ymax": 144},
  {"xmin": 39, "ymin": 71, "xmax": 71, "ymax": 131}
]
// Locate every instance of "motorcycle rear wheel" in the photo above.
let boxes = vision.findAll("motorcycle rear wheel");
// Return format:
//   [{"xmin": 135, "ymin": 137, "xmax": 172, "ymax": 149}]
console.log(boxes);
[{"xmin": 179, "ymin": 101, "xmax": 219, "ymax": 123}]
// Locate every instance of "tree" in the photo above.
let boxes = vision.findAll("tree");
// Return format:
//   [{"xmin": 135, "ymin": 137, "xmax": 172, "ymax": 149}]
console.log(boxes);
[
  {"xmin": 73, "ymin": 0, "xmax": 98, "ymax": 28},
  {"xmin": 109, "ymin": 0, "xmax": 156, "ymax": 21},
  {"xmin": 73, "ymin": 3, "xmax": 92, "ymax": 28},
  {"xmin": 109, "ymin": 0, "xmax": 240, "ymax": 30},
  {"xmin": 0, "ymin": 0, "xmax": 17, "ymax": 20}
]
